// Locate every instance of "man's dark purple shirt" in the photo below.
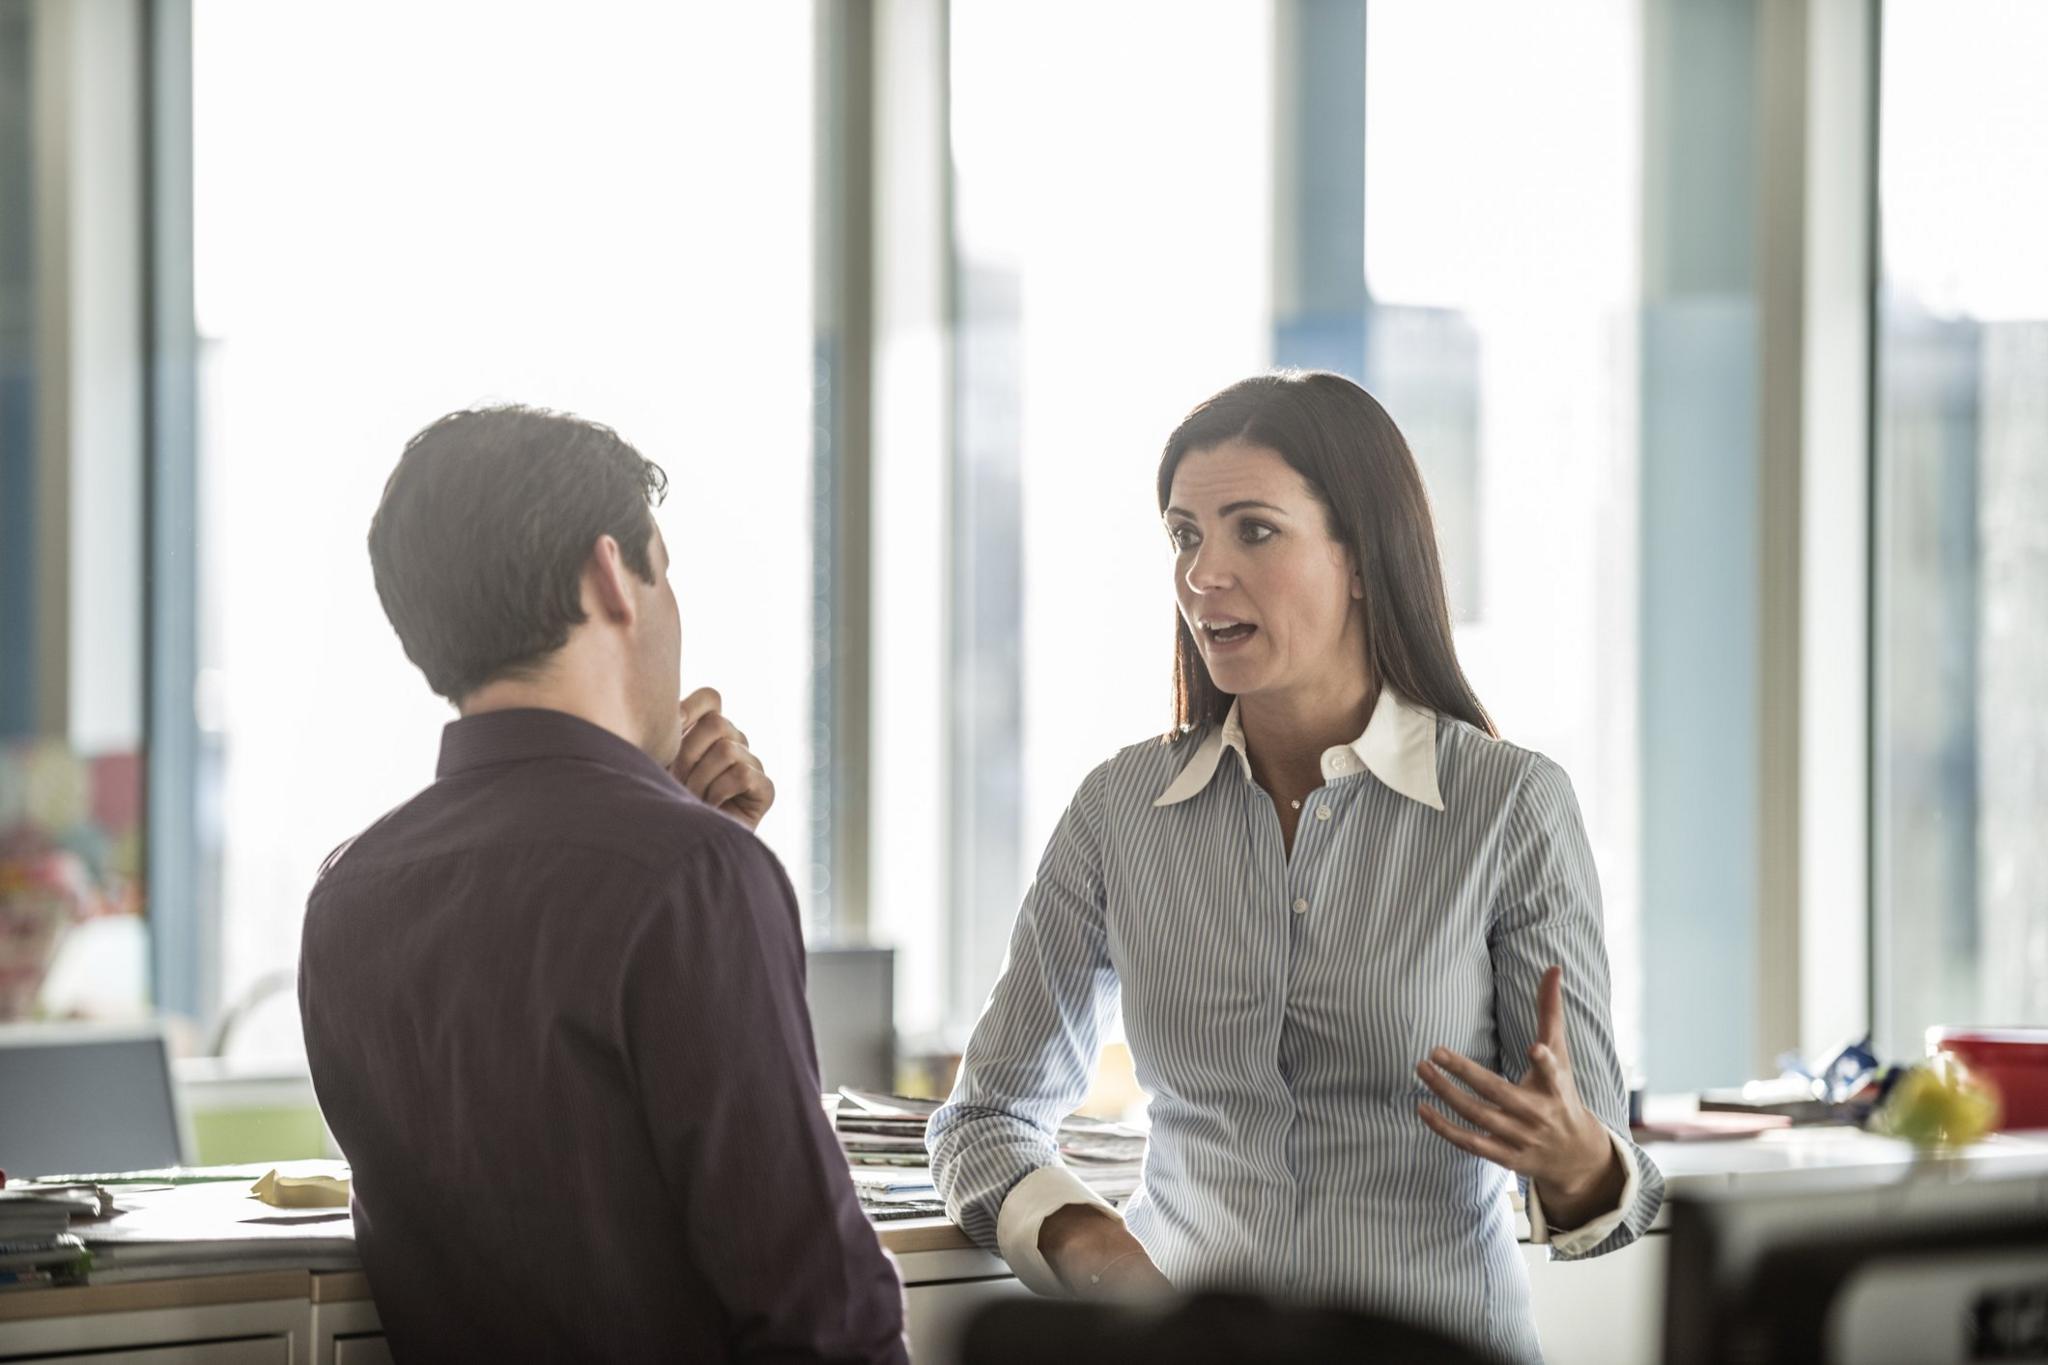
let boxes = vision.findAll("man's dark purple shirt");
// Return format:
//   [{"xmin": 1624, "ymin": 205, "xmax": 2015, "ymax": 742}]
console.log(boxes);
[{"xmin": 300, "ymin": 708, "xmax": 906, "ymax": 1363}]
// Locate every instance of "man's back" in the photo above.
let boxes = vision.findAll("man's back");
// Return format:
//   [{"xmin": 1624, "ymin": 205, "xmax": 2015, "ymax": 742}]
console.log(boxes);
[{"xmin": 301, "ymin": 708, "xmax": 905, "ymax": 1363}]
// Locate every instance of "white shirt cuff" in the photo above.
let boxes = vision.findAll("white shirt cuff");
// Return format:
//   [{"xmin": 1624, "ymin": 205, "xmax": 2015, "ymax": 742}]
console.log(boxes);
[
  {"xmin": 1527, "ymin": 1126, "xmax": 1640, "ymax": 1254},
  {"xmin": 994, "ymin": 1164, "xmax": 1124, "ymax": 1296}
]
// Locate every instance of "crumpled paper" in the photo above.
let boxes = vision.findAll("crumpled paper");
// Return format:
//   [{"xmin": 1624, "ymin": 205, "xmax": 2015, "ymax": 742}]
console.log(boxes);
[{"xmin": 249, "ymin": 1168, "xmax": 351, "ymax": 1209}]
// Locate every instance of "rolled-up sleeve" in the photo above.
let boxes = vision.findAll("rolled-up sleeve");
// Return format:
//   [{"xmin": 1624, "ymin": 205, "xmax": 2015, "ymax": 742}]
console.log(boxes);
[
  {"xmin": 927, "ymin": 762, "xmax": 1123, "ymax": 1278},
  {"xmin": 1487, "ymin": 755, "xmax": 1664, "ymax": 1260}
]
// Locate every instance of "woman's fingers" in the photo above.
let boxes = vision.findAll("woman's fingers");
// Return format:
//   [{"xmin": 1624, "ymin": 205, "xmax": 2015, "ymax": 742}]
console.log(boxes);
[
  {"xmin": 1537, "ymin": 965, "xmax": 1573, "ymax": 1063},
  {"xmin": 1528, "ymin": 1042, "xmax": 1571, "ymax": 1099},
  {"xmin": 1416, "ymin": 1101, "xmax": 1519, "ymax": 1169},
  {"xmin": 1416, "ymin": 1058, "xmax": 1531, "ymax": 1145},
  {"xmin": 1427, "ymin": 1047, "xmax": 1543, "ymax": 1119}
]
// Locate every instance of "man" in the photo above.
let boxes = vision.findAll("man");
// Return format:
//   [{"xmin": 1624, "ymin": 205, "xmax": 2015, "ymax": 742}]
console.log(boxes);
[{"xmin": 300, "ymin": 406, "xmax": 906, "ymax": 1363}]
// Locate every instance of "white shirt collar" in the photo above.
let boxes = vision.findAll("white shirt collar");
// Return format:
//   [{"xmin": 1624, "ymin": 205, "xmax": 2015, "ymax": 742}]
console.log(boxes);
[{"xmin": 1153, "ymin": 687, "xmax": 1445, "ymax": 812}]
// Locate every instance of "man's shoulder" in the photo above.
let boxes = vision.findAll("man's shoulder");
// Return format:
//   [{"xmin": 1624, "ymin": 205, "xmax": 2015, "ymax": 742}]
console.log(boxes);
[
  {"xmin": 560, "ymin": 761, "xmax": 769, "ymax": 869},
  {"xmin": 313, "ymin": 757, "xmax": 768, "ymax": 893}
]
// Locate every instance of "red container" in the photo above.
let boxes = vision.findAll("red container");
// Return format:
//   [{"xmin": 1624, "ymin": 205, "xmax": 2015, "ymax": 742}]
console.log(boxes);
[{"xmin": 1927, "ymin": 1027, "xmax": 2048, "ymax": 1132}]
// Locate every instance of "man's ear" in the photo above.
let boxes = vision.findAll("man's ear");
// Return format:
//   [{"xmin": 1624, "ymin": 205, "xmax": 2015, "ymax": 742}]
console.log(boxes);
[{"xmin": 585, "ymin": 535, "xmax": 638, "ymax": 624}]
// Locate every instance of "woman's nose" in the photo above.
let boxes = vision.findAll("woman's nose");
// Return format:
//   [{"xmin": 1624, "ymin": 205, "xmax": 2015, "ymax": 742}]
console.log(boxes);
[{"xmin": 1184, "ymin": 544, "xmax": 1234, "ymax": 593}]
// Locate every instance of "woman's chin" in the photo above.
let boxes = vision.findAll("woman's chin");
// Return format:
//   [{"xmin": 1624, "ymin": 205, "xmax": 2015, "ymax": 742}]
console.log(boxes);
[{"xmin": 1203, "ymin": 662, "xmax": 1263, "ymax": 696}]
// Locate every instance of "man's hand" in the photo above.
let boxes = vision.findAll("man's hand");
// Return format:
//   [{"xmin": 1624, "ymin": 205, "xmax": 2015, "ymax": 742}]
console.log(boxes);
[
  {"xmin": 669, "ymin": 687, "xmax": 776, "ymax": 830},
  {"xmin": 1039, "ymin": 1204, "xmax": 1173, "ymax": 1302},
  {"xmin": 1414, "ymin": 964, "xmax": 1624, "ymax": 1229}
]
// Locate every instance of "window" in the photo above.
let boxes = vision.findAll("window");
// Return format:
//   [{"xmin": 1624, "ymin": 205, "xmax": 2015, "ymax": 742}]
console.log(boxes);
[
  {"xmin": 0, "ymin": 0, "xmax": 149, "ymax": 1025},
  {"xmin": 190, "ymin": 1, "xmax": 816, "ymax": 1053},
  {"xmin": 35, "ymin": 0, "xmax": 1978, "ymax": 1086},
  {"xmin": 1874, "ymin": 0, "xmax": 2048, "ymax": 1054},
  {"xmin": 1360, "ymin": 0, "xmax": 1644, "ymax": 1069},
  {"xmin": 932, "ymin": 0, "xmax": 1274, "ymax": 1038},
  {"xmin": 931, "ymin": 0, "xmax": 1651, "ymax": 1072}
]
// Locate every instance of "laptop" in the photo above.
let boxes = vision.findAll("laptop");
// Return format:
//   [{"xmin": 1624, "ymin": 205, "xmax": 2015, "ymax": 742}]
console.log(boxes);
[{"xmin": 0, "ymin": 1021, "xmax": 190, "ymax": 1179}]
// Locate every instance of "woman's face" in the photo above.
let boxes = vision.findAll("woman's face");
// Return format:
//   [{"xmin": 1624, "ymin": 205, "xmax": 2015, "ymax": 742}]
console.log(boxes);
[{"xmin": 1166, "ymin": 439, "xmax": 1365, "ymax": 706}]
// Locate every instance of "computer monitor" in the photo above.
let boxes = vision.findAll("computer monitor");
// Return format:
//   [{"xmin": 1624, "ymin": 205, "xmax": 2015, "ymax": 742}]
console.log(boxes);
[
  {"xmin": 0, "ymin": 1021, "xmax": 189, "ymax": 1178},
  {"xmin": 806, "ymin": 946, "xmax": 895, "ymax": 1094},
  {"xmin": 1664, "ymin": 1168, "xmax": 2048, "ymax": 1364}
]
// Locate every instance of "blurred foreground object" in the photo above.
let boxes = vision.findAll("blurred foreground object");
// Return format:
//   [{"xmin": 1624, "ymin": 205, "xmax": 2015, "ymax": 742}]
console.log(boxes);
[
  {"xmin": 1928, "ymin": 1026, "xmax": 2048, "ymax": 1132},
  {"xmin": 1877, "ymin": 1053, "xmax": 2000, "ymax": 1151},
  {"xmin": 1665, "ymin": 1170, "xmax": 2048, "ymax": 1364},
  {"xmin": 963, "ymin": 1292, "xmax": 1503, "ymax": 1365}
]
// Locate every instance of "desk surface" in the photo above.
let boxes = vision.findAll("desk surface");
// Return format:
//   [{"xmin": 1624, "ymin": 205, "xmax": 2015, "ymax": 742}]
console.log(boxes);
[
  {"xmin": 0, "ymin": 1220, "xmax": 978, "ymax": 1324},
  {"xmin": 6, "ymin": 1128, "xmax": 2047, "ymax": 1325}
]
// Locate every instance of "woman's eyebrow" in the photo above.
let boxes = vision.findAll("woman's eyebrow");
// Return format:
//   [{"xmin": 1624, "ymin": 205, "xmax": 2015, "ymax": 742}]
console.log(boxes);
[{"xmin": 1164, "ymin": 499, "xmax": 1288, "ymax": 520}]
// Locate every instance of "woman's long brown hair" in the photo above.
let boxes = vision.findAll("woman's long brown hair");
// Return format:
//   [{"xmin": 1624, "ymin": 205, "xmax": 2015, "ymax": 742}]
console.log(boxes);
[{"xmin": 1157, "ymin": 370, "xmax": 1495, "ymax": 738}]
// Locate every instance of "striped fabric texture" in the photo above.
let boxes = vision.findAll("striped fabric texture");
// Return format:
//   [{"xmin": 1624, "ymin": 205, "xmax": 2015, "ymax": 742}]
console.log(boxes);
[{"xmin": 927, "ymin": 691, "xmax": 1665, "ymax": 1365}]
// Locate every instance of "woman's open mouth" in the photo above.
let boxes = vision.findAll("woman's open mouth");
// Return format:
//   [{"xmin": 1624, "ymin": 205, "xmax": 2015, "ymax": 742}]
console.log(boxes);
[{"xmin": 1201, "ymin": 620, "xmax": 1259, "ymax": 652}]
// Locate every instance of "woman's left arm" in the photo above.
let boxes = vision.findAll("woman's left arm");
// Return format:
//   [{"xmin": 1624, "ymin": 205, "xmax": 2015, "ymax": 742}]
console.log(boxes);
[{"xmin": 1415, "ymin": 754, "xmax": 1665, "ymax": 1260}]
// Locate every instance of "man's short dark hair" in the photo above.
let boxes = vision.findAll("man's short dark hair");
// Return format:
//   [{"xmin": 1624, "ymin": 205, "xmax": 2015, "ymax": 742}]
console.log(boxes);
[{"xmin": 369, "ymin": 405, "xmax": 670, "ymax": 702}]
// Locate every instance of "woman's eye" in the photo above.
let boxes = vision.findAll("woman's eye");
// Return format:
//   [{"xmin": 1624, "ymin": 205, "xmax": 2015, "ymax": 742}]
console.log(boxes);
[
  {"xmin": 1169, "ymin": 525, "xmax": 1199, "ymax": 551},
  {"xmin": 1239, "ymin": 521, "xmax": 1276, "ymax": 545}
]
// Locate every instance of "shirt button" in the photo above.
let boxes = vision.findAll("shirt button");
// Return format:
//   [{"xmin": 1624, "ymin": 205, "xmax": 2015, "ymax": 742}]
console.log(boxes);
[
  {"xmin": 1292, "ymin": 897, "xmax": 1309, "ymax": 915},
  {"xmin": 1315, "ymin": 807, "xmax": 1332, "ymax": 822}
]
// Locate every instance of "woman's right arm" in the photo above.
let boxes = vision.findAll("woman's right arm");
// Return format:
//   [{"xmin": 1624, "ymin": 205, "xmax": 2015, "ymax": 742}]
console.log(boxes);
[{"xmin": 926, "ymin": 761, "xmax": 1167, "ymax": 1298}]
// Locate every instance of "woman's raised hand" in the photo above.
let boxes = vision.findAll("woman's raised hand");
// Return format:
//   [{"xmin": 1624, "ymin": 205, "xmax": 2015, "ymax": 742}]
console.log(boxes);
[{"xmin": 1414, "ymin": 965, "xmax": 1622, "ymax": 1228}]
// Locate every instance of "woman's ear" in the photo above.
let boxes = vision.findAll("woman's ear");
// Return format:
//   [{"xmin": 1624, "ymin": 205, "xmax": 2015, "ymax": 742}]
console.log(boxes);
[{"xmin": 1350, "ymin": 570, "xmax": 1366, "ymax": 601}]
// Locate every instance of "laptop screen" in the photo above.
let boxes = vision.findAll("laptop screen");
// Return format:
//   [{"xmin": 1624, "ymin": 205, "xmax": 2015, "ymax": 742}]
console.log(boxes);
[{"xmin": 0, "ymin": 1026, "xmax": 186, "ymax": 1179}]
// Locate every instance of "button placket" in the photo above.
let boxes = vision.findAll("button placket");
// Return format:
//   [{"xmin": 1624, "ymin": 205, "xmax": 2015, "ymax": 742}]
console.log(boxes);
[{"xmin": 1289, "ymin": 783, "xmax": 1344, "ymax": 920}]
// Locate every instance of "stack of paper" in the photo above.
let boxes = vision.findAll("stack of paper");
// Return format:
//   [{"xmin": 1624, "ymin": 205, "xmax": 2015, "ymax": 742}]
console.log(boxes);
[
  {"xmin": 71, "ymin": 1167, "xmax": 358, "ymax": 1284},
  {"xmin": 1053, "ymin": 1114, "xmax": 1146, "ymax": 1202},
  {"xmin": 833, "ymin": 1091, "xmax": 947, "ymax": 1220},
  {"xmin": 829, "ymin": 1089, "xmax": 1148, "ymax": 1222},
  {"xmin": 0, "ymin": 1188, "xmax": 102, "ymax": 1290}
]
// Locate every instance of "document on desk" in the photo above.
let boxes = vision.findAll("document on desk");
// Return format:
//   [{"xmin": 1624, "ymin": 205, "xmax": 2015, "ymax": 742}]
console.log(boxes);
[
  {"xmin": 847, "ymin": 1168, "xmax": 938, "ymax": 1201},
  {"xmin": 828, "ymin": 1088, "xmax": 1149, "ymax": 1219},
  {"xmin": 74, "ymin": 1181, "xmax": 359, "ymax": 1281}
]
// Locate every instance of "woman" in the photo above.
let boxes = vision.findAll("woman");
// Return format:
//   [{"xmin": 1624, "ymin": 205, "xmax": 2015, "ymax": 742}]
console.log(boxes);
[{"xmin": 927, "ymin": 372, "xmax": 1663, "ymax": 1364}]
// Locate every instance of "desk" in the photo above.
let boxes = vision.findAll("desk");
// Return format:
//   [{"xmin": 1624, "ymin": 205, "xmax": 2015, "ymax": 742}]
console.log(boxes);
[
  {"xmin": 0, "ymin": 1225, "xmax": 1008, "ymax": 1365},
  {"xmin": 5, "ymin": 1130, "xmax": 2047, "ymax": 1365}
]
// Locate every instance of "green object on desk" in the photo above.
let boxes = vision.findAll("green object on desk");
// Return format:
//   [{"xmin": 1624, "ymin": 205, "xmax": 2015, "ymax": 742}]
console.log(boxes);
[
  {"xmin": 1877, "ymin": 1057, "xmax": 1999, "ymax": 1151},
  {"xmin": 190, "ymin": 1104, "xmax": 332, "ymax": 1166}
]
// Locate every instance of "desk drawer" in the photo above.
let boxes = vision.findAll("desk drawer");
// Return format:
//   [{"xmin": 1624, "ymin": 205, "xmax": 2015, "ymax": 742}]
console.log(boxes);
[
  {"xmin": 332, "ymin": 1335, "xmax": 393, "ymax": 1365},
  {"xmin": 905, "ymin": 1278, "xmax": 1033, "ymax": 1365},
  {"xmin": 0, "ymin": 1337, "xmax": 289, "ymax": 1365}
]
